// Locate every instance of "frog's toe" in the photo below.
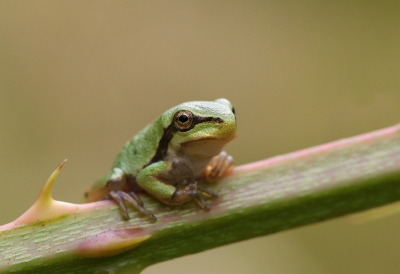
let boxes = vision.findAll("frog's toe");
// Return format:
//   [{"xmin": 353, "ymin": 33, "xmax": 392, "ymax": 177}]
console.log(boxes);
[
  {"xmin": 197, "ymin": 186, "xmax": 218, "ymax": 199},
  {"xmin": 108, "ymin": 190, "xmax": 130, "ymax": 220},
  {"xmin": 193, "ymin": 194, "xmax": 211, "ymax": 211},
  {"xmin": 192, "ymin": 185, "xmax": 217, "ymax": 211},
  {"xmin": 129, "ymin": 191, "xmax": 144, "ymax": 206}
]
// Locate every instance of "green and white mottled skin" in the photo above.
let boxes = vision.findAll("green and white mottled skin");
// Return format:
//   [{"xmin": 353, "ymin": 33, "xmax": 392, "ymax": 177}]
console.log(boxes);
[{"xmin": 84, "ymin": 98, "xmax": 238, "ymax": 220}]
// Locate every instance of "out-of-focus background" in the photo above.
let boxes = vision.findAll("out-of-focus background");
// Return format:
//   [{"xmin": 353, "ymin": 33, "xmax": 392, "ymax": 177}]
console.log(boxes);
[{"xmin": 1, "ymin": 1, "xmax": 400, "ymax": 273}]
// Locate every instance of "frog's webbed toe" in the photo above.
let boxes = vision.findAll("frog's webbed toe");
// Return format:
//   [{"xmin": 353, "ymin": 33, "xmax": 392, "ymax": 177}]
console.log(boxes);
[
  {"xmin": 108, "ymin": 190, "xmax": 156, "ymax": 221},
  {"xmin": 202, "ymin": 151, "xmax": 234, "ymax": 182}
]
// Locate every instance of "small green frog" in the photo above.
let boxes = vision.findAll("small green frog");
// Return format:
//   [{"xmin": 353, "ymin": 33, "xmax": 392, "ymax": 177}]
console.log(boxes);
[{"xmin": 84, "ymin": 98, "xmax": 237, "ymax": 220}]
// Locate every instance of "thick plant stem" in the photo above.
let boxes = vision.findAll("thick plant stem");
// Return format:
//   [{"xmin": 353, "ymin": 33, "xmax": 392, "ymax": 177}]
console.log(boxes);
[{"xmin": 1, "ymin": 124, "xmax": 400, "ymax": 273}]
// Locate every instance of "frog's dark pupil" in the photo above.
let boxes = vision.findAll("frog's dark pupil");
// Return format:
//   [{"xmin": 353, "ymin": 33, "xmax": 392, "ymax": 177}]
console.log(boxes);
[
  {"xmin": 179, "ymin": 114, "xmax": 189, "ymax": 123},
  {"xmin": 232, "ymin": 107, "xmax": 235, "ymax": 115}
]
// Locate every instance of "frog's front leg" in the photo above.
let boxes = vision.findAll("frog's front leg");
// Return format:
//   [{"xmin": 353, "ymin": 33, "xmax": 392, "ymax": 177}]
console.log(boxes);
[
  {"xmin": 137, "ymin": 161, "xmax": 217, "ymax": 209},
  {"xmin": 201, "ymin": 151, "xmax": 234, "ymax": 182}
]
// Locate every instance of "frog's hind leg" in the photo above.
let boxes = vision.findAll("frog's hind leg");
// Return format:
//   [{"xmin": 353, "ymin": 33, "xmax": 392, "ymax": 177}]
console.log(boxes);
[
  {"xmin": 108, "ymin": 190, "xmax": 157, "ymax": 221},
  {"xmin": 137, "ymin": 161, "xmax": 219, "ymax": 211}
]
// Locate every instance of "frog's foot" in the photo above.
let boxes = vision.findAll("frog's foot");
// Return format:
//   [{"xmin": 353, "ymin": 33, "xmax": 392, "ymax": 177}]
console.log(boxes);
[
  {"xmin": 172, "ymin": 182, "xmax": 218, "ymax": 211},
  {"xmin": 202, "ymin": 151, "xmax": 234, "ymax": 182},
  {"xmin": 108, "ymin": 190, "xmax": 156, "ymax": 221}
]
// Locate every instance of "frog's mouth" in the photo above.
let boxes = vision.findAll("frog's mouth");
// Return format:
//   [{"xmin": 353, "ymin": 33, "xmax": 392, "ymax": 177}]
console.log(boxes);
[
  {"xmin": 182, "ymin": 135, "xmax": 236, "ymax": 144},
  {"xmin": 194, "ymin": 115, "xmax": 224, "ymax": 124}
]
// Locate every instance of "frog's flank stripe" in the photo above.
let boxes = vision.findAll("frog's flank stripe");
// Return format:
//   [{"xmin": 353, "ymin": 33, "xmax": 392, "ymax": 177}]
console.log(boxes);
[
  {"xmin": 145, "ymin": 115, "xmax": 224, "ymax": 167},
  {"xmin": 146, "ymin": 123, "xmax": 176, "ymax": 167}
]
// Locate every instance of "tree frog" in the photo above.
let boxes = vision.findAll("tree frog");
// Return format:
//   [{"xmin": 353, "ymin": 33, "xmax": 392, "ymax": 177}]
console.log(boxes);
[{"xmin": 84, "ymin": 98, "xmax": 238, "ymax": 221}]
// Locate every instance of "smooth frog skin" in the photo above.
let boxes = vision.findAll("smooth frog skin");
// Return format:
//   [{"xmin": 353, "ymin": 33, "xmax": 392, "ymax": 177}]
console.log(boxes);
[{"xmin": 84, "ymin": 98, "xmax": 237, "ymax": 220}]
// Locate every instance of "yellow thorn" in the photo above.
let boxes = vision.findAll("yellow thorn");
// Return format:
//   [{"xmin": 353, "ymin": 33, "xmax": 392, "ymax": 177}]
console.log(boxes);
[{"xmin": 37, "ymin": 159, "xmax": 67, "ymax": 206}]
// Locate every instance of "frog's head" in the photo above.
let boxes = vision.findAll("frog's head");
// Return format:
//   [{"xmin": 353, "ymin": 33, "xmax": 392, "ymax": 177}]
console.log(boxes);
[{"xmin": 160, "ymin": 98, "xmax": 238, "ymax": 157}]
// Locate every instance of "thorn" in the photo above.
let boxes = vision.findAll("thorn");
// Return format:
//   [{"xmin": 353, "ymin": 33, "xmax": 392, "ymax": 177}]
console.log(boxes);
[{"xmin": 58, "ymin": 159, "xmax": 67, "ymax": 170}]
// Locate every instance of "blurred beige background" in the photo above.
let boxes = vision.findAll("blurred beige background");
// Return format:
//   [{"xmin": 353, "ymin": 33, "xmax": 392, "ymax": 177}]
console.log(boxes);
[{"xmin": 1, "ymin": 1, "xmax": 400, "ymax": 273}]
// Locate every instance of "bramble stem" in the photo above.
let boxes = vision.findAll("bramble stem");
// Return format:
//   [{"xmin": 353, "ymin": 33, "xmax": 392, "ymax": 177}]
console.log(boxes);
[{"xmin": 1, "ymin": 124, "xmax": 400, "ymax": 273}]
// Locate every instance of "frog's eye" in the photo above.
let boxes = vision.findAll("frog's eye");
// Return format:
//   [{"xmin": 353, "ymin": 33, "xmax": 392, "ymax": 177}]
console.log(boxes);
[
  {"xmin": 231, "ymin": 106, "xmax": 235, "ymax": 115},
  {"xmin": 173, "ymin": 110, "xmax": 194, "ymax": 131}
]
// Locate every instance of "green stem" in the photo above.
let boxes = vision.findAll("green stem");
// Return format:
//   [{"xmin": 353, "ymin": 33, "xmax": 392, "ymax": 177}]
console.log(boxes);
[{"xmin": 1, "ymin": 124, "xmax": 400, "ymax": 274}]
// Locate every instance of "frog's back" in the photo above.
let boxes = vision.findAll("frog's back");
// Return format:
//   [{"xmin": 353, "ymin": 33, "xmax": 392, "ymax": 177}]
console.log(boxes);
[
  {"xmin": 112, "ymin": 120, "xmax": 165, "ymax": 176},
  {"xmin": 84, "ymin": 122, "xmax": 164, "ymax": 202}
]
